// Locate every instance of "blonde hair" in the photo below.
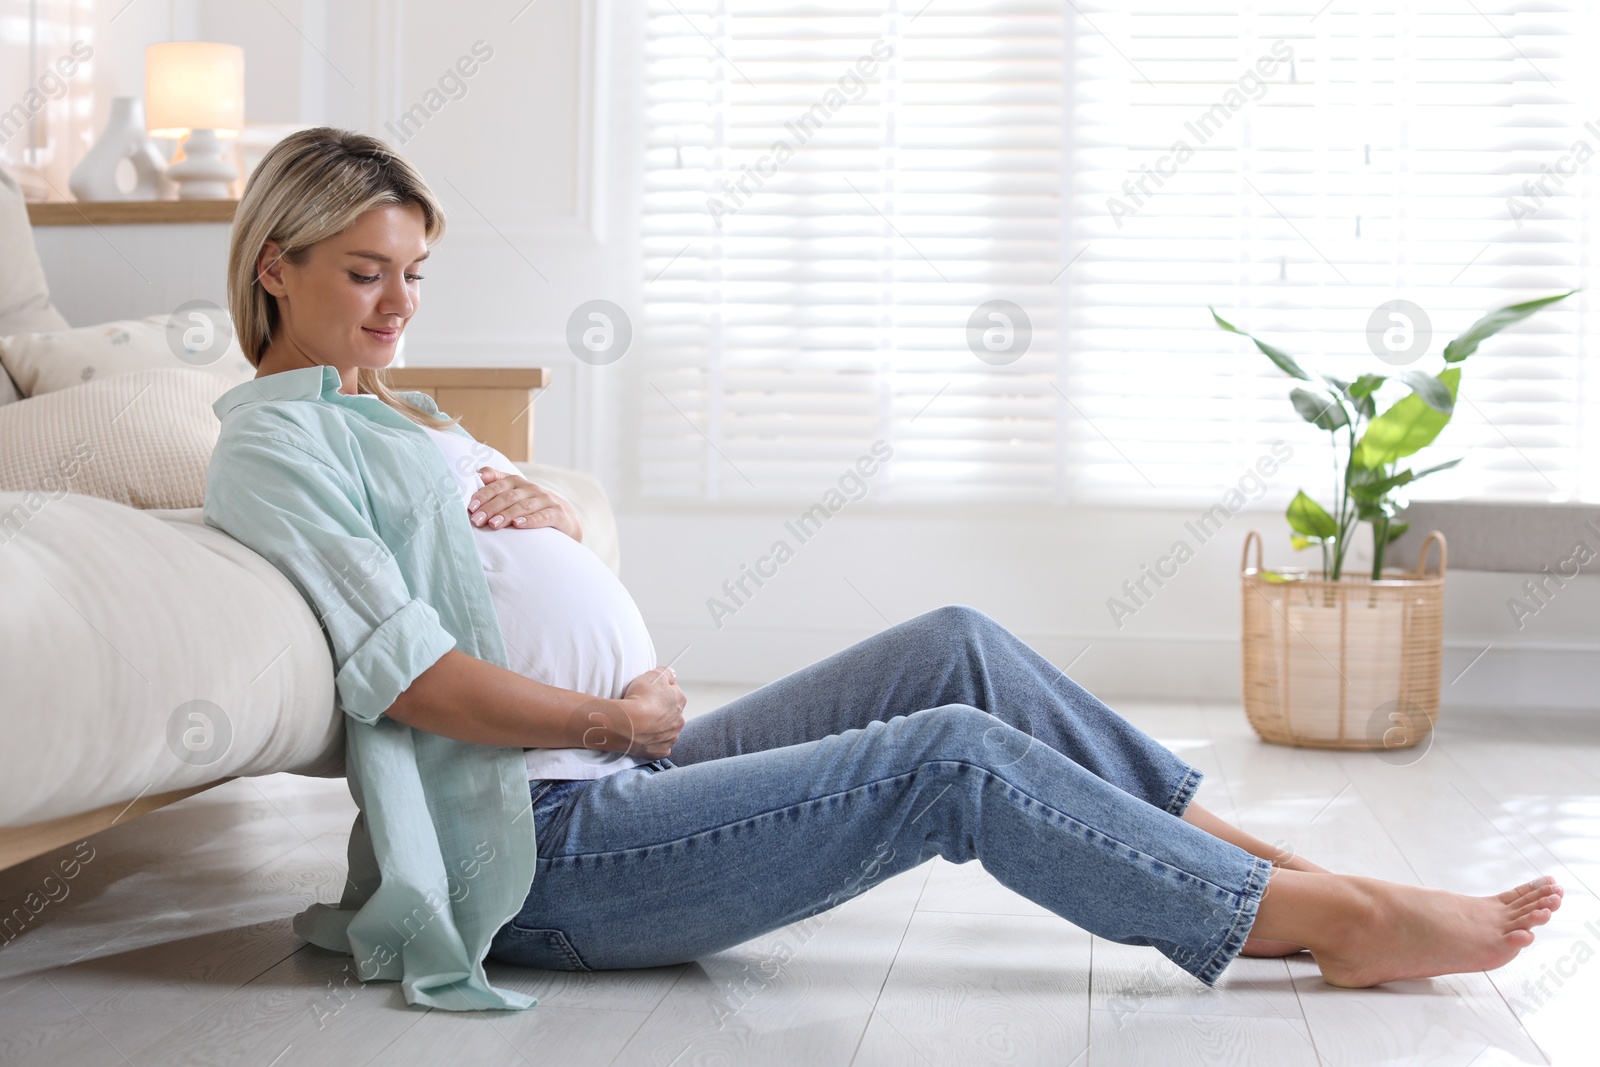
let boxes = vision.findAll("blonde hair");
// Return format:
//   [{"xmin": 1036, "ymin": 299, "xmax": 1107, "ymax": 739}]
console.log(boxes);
[{"xmin": 227, "ymin": 126, "xmax": 463, "ymax": 430}]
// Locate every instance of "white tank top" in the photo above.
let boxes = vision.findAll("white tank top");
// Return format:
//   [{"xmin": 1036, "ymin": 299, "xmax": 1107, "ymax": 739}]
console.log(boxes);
[{"xmin": 422, "ymin": 425, "xmax": 655, "ymax": 781}]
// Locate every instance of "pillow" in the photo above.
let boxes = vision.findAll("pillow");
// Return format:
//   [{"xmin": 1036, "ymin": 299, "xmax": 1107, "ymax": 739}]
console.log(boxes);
[
  {"xmin": 0, "ymin": 367, "xmax": 229, "ymax": 509},
  {"xmin": 0, "ymin": 314, "xmax": 256, "ymax": 399},
  {"xmin": 0, "ymin": 162, "xmax": 70, "ymax": 339}
]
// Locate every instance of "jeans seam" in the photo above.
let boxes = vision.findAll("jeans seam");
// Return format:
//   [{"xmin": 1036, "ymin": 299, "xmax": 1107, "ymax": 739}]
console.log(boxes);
[
  {"xmin": 552, "ymin": 929, "xmax": 591, "ymax": 971},
  {"xmin": 1189, "ymin": 854, "xmax": 1275, "ymax": 986},
  {"xmin": 1163, "ymin": 766, "xmax": 1203, "ymax": 817},
  {"xmin": 503, "ymin": 923, "xmax": 593, "ymax": 971},
  {"xmin": 541, "ymin": 757, "xmax": 1250, "ymax": 902},
  {"xmin": 948, "ymin": 762, "xmax": 1250, "ymax": 900},
  {"xmin": 541, "ymin": 766, "xmax": 944, "ymax": 859}
]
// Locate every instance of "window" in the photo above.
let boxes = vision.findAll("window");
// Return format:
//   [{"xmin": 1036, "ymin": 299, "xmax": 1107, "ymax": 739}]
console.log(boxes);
[
  {"xmin": 0, "ymin": 1, "xmax": 97, "ymax": 199},
  {"xmin": 641, "ymin": 1, "xmax": 1600, "ymax": 507},
  {"xmin": 641, "ymin": 0, "xmax": 1065, "ymax": 502}
]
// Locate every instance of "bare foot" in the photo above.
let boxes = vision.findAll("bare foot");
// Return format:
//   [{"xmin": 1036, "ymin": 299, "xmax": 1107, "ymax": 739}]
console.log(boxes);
[
  {"xmin": 1312, "ymin": 875, "xmax": 1563, "ymax": 988},
  {"xmin": 1239, "ymin": 938, "xmax": 1306, "ymax": 958},
  {"xmin": 1241, "ymin": 855, "xmax": 1333, "ymax": 956}
]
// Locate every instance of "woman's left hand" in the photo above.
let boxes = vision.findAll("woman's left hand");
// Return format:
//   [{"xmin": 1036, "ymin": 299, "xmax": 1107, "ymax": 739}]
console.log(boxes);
[{"xmin": 467, "ymin": 468, "xmax": 583, "ymax": 542}]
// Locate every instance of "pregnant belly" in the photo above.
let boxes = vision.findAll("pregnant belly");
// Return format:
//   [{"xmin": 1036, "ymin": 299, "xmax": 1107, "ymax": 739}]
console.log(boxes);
[{"xmin": 472, "ymin": 525, "xmax": 657, "ymax": 701}]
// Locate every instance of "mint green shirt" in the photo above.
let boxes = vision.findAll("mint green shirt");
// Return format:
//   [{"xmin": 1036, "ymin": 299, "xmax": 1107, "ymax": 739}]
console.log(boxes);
[{"xmin": 202, "ymin": 364, "xmax": 537, "ymax": 1012}]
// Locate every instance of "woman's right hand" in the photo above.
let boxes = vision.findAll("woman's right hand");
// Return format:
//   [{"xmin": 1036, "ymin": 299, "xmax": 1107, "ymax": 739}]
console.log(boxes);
[{"xmin": 612, "ymin": 666, "xmax": 687, "ymax": 759}]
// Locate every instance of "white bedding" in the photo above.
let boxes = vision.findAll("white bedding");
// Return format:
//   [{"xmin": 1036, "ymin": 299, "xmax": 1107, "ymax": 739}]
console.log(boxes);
[
  {"xmin": 0, "ymin": 461, "xmax": 620, "ymax": 829},
  {"xmin": 0, "ymin": 491, "xmax": 344, "ymax": 827}
]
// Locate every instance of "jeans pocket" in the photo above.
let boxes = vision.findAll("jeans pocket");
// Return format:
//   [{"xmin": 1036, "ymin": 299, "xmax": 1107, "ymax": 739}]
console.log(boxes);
[
  {"xmin": 530, "ymin": 782, "xmax": 589, "ymax": 859},
  {"xmin": 493, "ymin": 924, "xmax": 594, "ymax": 972}
]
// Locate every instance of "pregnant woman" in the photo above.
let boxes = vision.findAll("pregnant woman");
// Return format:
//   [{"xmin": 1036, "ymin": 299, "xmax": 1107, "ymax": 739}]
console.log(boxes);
[{"xmin": 203, "ymin": 128, "xmax": 1562, "ymax": 1013}]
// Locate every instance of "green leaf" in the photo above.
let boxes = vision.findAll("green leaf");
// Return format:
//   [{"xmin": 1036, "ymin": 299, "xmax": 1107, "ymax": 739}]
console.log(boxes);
[
  {"xmin": 1397, "ymin": 369, "xmax": 1454, "ymax": 414},
  {"xmin": 1409, "ymin": 457, "xmax": 1463, "ymax": 482},
  {"xmin": 1441, "ymin": 290, "xmax": 1578, "ymax": 363},
  {"xmin": 1286, "ymin": 490, "xmax": 1339, "ymax": 539},
  {"xmin": 1347, "ymin": 458, "xmax": 1462, "ymax": 501},
  {"xmin": 1289, "ymin": 534, "xmax": 1321, "ymax": 552},
  {"xmin": 1352, "ymin": 367, "xmax": 1462, "ymax": 467},
  {"xmin": 1210, "ymin": 306, "xmax": 1313, "ymax": 381},
  {"xmin": 1290, "ymin": 387, "xmax": 1349, "ymax": 430},
  {"xmin": 1347, "ymin": 465, "xmax": 1395, "ymax": 501},
  {"xmin": 1383, "ymin": 520, "xmax": 1411, "ymax": 544},
  {"xmin": 1355, "ymin": 498, "xmax": 1397, "ymax": 522},
  {"xmin": 1341, "ymin": 373, "xmax": 1384, "ymax": 418},
  {"xmin": 1347, "ymin": 373, "xmax": 1386, "ymax": 398}
]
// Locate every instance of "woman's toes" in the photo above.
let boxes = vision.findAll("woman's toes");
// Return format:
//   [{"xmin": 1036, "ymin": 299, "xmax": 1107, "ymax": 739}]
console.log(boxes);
[
  {"xmin": 1498, "ymin": 877, "xmax": 1547, "ymax": 904},
  {"xmin": 1508, "ymin": 893, "xmax": 1549, "ymax": 917},
  {"xmin": 1506, "ymin": 900, "xmax": 1550, "ymax": 926},
  {"xmin": 1505, "ymin": 927, "xmax": 1537, "ymax": 951},
  {"xmin": 1507, "ymin": 904, "xmax": 1556, "ymax": 935},
  {"xmin": 1500, "ymin": 886, "xmax": 1551, "ymax": 914},
  {"xmin": 1499, "ymin": 876, "xmax": 1557, "ymax": 905}
]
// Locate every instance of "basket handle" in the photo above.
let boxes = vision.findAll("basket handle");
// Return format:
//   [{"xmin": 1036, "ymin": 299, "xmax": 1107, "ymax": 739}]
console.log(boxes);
[
  {"xmin": 1241, "ymin": 529, "xmax": 1264, "ymax": 575},
  {"xmin": 1412, "ymin": 530, "xmax": 1447, "ymax": 578}
]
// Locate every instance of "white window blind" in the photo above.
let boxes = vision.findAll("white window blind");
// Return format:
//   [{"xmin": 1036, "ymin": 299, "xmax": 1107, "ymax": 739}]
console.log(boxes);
[
  {"xmin": 640, "ymin": 0, "xmax": 1066, "ymax": 502},
  {"xmin": 1068, "ymin": 2, "xmax": 1599, "ymax": 507},
  {"xmin": 642, "ymin": 1, "xmax": 1600, "ymax": 507}
]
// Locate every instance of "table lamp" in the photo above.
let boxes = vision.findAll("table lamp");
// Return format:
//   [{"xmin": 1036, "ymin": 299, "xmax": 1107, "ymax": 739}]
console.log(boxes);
[{"xmin": 145, "ymin": 42, "xmax": 245, "ymax": 199}]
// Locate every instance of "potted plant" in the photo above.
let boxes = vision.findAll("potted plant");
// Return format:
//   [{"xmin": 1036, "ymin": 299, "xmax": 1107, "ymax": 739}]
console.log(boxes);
[{"xmin": 1210, "ymin": 291, "xmax": 1576, "ymax": 751}]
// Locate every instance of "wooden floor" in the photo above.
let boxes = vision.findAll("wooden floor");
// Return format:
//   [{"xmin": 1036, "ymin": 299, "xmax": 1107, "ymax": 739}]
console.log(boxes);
[{"xmin": 1, "ymin": 690, "xmax": 1596, "ymax": 1066}]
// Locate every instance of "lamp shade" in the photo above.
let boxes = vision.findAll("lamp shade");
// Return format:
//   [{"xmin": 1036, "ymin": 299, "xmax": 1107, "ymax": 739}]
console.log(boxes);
[{"xmin": 145, "ymin": 42, "xmax": 244, "ymax": 138}]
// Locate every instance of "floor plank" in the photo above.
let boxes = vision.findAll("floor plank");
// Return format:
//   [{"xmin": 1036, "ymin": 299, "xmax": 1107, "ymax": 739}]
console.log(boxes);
[
  {"xmin": 609, "ymin": 864, "xmax": 931, "ymax": 1067},
  {"xmin": 1087, "ymin": 1009, "xmax": 1320, "ymax": 1067},
  {"xmin": 852, "ymin": 911, "xmax": 1091, "ymax": 1067}
]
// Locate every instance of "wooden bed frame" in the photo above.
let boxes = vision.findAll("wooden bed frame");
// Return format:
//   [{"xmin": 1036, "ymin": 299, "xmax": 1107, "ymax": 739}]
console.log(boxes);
[{"xmin": 0, "ymin": 782, "xmax": 231, "ymax": 870}]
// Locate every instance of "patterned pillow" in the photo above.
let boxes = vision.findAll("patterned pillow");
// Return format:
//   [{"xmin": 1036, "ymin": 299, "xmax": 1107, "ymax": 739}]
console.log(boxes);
[
  {"xmin": 0, "ymin": 367, "xmax": 229, "ymax": 509},
  {"xmin": 0, "ymin": 314, "xmax": 256, "ymax": 399}
]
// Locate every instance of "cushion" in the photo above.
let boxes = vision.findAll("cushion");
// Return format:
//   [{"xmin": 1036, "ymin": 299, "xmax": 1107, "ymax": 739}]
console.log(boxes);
[
  {"xmin": 0, "ymin": 314, "xmax": 256, "ymax": 399},
  {"xmin": 0, "ymin": 162, "xmax": 69, "ymax": 339},
  {"xmin": 0, "ymin": 367, "xmax": 228, "ymax": 509}
]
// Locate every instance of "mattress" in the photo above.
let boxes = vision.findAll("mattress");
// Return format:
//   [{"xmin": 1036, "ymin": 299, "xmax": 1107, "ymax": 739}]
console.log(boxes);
[{"xmin": 0, "ymin": 492, "xmax": 344, "ymax": 828}]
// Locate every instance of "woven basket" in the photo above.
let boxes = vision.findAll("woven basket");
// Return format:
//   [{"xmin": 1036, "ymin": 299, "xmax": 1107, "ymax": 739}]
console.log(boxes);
[{"xmin": 1239, "ymin": 529, "xmax": 1447, "ymax": 750}]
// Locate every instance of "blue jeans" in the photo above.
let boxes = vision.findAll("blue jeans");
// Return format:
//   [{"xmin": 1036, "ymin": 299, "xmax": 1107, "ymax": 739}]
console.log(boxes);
[{"xmin": 487, "ymin": 605, "xmax": 1273, "ymax": 986}]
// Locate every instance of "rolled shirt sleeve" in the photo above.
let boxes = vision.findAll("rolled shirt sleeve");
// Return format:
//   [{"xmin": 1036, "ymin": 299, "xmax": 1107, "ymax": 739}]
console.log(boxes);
[{"xmin": 203, "ymin": 431, "xmax": 457, "ymax": 724}]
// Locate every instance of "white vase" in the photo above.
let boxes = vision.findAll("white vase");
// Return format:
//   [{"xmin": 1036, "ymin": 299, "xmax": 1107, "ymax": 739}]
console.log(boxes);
[{"xmin": 68, "ymin": 96, "xmax": 175, "ymax": 201}]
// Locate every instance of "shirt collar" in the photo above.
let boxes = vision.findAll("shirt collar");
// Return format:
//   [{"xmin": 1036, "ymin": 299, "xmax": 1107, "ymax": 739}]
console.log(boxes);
[{"xmin": 213, "ymin": 365, "xmax": 364, "ymax": 420}]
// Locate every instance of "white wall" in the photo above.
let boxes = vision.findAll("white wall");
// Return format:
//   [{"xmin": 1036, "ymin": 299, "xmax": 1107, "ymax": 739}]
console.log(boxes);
[
  {"xmin": 13, "ymin": 0, "xmax": 1598, "ymax": 712},
  {"xmin": 619, "ymin": 505, "xmax": 1600, "ymax": 712}
]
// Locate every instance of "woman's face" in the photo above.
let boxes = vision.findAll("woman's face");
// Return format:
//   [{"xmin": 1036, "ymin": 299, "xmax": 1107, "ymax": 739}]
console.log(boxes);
[{"xmin": 256, "ymin": 201, "xmax": 429, "ymax": 373}]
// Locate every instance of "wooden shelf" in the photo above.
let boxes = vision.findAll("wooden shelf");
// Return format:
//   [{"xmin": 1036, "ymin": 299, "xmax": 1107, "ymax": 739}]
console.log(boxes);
[{"xmin": 26, "ymin": 198, "xmax": 238, "ymax": 226}]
